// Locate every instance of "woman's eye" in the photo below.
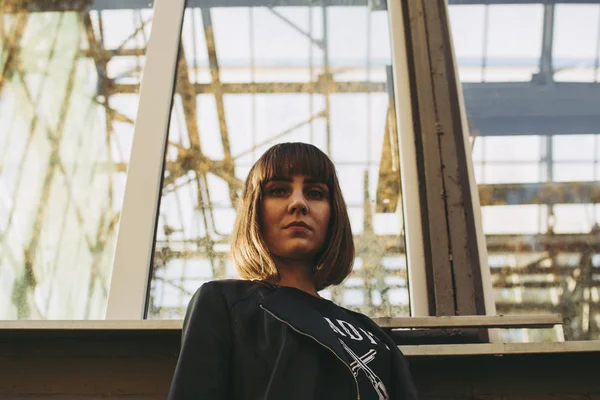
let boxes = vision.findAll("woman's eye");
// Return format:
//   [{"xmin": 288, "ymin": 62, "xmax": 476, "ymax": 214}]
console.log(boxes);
[
  {"xmin": 307, "ymin": 189, "xmax": 325, "ymax": 199},
  {"xmin": 268, "ymin": 187, "xmax": 286, "ymax": 196}
]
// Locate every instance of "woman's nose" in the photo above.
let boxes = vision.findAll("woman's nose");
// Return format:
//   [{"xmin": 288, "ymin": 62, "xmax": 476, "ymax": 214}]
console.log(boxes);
[{"xmin": 287, "ymin": 190, "xmax": 308, "ymax": 215}]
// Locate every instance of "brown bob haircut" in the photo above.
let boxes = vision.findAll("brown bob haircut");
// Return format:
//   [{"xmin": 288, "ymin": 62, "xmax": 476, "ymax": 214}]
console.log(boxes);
[{"xmin": 231, "ymin": 142, "xmax": 355, "ymax": 291}]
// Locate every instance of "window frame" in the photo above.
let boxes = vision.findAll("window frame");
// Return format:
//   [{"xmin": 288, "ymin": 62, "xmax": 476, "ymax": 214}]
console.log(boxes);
[
  {"xmin": 106, "ymin": 0, "xmax": 187, "ymax": 319},
  {"xmin": 105, "ymin": 0, "xmax": 483, "ymax": 320}
]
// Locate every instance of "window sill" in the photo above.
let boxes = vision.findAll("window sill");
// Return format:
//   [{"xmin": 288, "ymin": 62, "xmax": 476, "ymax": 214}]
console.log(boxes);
[{"xmin": 2, "ymin": 319, "xmax": 598, "ymax": 356}]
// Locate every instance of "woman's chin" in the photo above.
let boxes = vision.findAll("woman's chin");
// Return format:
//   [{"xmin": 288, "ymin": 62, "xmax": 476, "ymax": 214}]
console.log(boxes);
[{"xmin": 275, "ymin": 246, "xmax": 318, "ymax": 261}]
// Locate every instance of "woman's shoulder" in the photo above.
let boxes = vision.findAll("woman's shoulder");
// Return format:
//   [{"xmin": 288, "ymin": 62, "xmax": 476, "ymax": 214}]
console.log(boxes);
[
  {"xmin": 196, "ymin": 278, "xmax": 270, "ymax": 291},
  {"xmin": 191, "ymin": 279, "xmax": 274, "ymax": 306},
  {"xmin": 341, "ymin": 305, "xmax": 379, "ymax": 325}
]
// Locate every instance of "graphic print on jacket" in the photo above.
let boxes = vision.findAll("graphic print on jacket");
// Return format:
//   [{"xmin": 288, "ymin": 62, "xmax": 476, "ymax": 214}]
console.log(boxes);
[
  {"xmin": 297, "ymin": 289, "xmax": 392, "ymax": 400},
  {"xmin": 324, "ymin": 317, "xmax": 391, "ymax": 400}
]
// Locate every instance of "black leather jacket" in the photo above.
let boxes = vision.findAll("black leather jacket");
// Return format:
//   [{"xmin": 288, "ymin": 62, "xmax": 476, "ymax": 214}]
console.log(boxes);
[{"xmin": 168, "ymin": 279, "xmax": 419, "ymax": 400}]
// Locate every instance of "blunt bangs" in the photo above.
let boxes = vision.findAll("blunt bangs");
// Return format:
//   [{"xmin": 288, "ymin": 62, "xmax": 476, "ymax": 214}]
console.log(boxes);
[{"xmin": 251, "ymin": 143, "xmax": 335, "ymax": 190}]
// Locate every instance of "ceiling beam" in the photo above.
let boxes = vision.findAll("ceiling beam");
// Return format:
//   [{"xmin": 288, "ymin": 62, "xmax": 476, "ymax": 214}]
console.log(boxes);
[
  {"xmin": 113, "ymin": 80, "xmax": 600, "ymax": 135},
  {"xmin": 7, "ymin": 0, "xmax": 599, "ymax": 12},
  {"xmin": 485, "ymin": 233, "xmax": 600, "ymax": 252},
  {"xmin": 113, "ymin": 81, "xmax": 386, "ymax": 95},
  {"xmin": 479, "ymin": 182, "xmax": 600, "ymax": 206},
  {"xmin": 464, "ymin": 83, "xmax": 600, "ymax": 136}
]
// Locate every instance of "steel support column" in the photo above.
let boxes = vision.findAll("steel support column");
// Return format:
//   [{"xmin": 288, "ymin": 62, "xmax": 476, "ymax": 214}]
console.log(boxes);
[{"xmin": 201, "ymin": 9, "xmax": 237, "ymax": 206}]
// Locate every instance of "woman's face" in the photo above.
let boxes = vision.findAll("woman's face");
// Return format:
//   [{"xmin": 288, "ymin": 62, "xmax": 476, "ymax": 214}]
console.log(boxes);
[{"xmin": 260, "ymin": 174, "xmax": 331, "ymax": 263}]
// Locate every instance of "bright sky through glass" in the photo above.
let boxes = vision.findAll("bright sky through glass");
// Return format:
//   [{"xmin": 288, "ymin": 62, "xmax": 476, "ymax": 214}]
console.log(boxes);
[
  {"xmin": 159, "ymin": 4, "xmax": 600, "ymax": 237},
  {"xmin": 101, "ymin": 3, "xmax": 600, "ymax": 239}
]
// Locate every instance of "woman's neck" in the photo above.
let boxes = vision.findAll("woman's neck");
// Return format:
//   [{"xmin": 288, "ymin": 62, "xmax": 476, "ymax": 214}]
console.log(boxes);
[{"xmin": 269, "ymin": 256, "xmax": 320, "ymax": 298}]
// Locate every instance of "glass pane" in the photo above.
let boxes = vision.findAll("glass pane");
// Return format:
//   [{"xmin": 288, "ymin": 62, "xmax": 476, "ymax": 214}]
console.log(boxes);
[
  {"xmin": 148, "ymin": 3, "xmax": 407, "ymax": 320},
  {"xmin": 553, "ymin": 4, "xmax": 600, "ymax": 82},
  {"xmin": 484, "ymin": 5, "xmax": 543, "ymax": 82},
  {"xmin": 0, "ymin": 1, "xmax": 154, "ymax": 319},
  {"xmin": 450, "ymin": 3, "xmax": 600, "ymax": 341},
  {"xmin": 448, "ymin": 4, "xmax": 543, "ymax": 83}
]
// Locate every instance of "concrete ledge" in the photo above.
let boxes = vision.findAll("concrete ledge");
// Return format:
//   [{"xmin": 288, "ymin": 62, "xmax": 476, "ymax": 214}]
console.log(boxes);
[
  {"xmin": 1, "ymin": 318, "xmax": 597, "ymax": 357},
  {"xmin": 0, "ymin": 313, "xmax": 562, "ymax": 330},
  {"xmin": 401, "ymin": 341, "xmax": 600, "ymax": 356},
  {"xmin": 0, "ymin": 319, "xmax": 183, "ymax": 331},
  {"xmin": 1, "ymin": 327, "xmax": 599, "ymax": 400}
]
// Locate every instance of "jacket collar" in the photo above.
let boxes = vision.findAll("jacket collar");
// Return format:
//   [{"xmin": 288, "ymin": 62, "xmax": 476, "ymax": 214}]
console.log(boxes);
[{"xmin": 258, "ymin": 285, "xmax": 351, "ymax": 365}]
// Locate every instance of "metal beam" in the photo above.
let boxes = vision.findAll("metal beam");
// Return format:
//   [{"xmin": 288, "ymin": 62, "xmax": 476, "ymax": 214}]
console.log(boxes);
[
  {"xmin": 493, "ymin": 280, "xmax": 600, "ymax": 289},
  {"xmin": 463, "ymin": 83, "xmax": 600, "ymax": 136},
  {"xmin": 491, "ymin": 265, "xmax": 594, "ymax": 275},
  {"xmin": 0, "ymin": 14, "xmax": 27, "ymax": 94},
  {"xmin": 322, "ymin": 6, "xmax": 333, "ymax": 155},
  {"xmin": 19, "ymin": 22, "xmax": 82, "ymax": 316},
  {"xmin": 173, "ymin": 47, "xmax": 203, "ymax": 152},
  {"xmin": 267, "ymin": 7, "xmax": 323, "ymax": 49},
  {"xmin": 201, "ymin": 9, "xmax": 237, "ymax": 205},
  {"xmin": 496, "ymin": 302, "xmax": 600, "ymax": 313},
  {"xmin": 479, "ymin": 182, "xmax": 600, "ymax": 206},
  {"xmin": 152, "ymin": 232, "xmax": 600, "ymax": 256},
  {"xmin": 376, "ymin": 66, "xmax": 402, "ymax": 213},
  {"xmin": 485, "ymin": 233, "xmax": 600, "ymax": 252},
  {"xmin": 7, "ymin": 0, "xmax": 600, "ymax": 12},
  {"xmin": 82, "ymin": 48, "xmax": 145, "ymax": 57},
  {"xmin": 166, "ymin": 43, "xmax": 223, "ymax": 261},
  {"xmin": 113, "ymin": 81, "xmax": 386, "ymax": 94},
  {"xmin": 403, "ymin": 0, "xmax": 487, "ymax": 318},
  {"xmin": 533, "ymin": 3, "xmax": 554, "ymax": 84},
  {"xmin": 114, "ymin": 80, "xmax": 600, "ymax": 136}
]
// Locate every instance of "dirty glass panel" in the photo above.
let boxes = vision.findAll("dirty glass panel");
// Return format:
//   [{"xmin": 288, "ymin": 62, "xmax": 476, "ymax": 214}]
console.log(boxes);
[
  {"xmin": 147, "ymin": 4, "xmax": 408, "ymax": 319},
  {"xmin": 0, "ymin": 1, "xmax": 153, "ymax": 319},
  {"xmin": 449, "ymin": 3, "xmax": 600, "ymax": 341}
]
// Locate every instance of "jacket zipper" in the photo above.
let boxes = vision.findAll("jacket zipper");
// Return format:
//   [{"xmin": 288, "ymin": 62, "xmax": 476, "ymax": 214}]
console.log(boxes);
[{"xmin": 260, "ymin": 305, "xmax": 360, "ymax": 400}]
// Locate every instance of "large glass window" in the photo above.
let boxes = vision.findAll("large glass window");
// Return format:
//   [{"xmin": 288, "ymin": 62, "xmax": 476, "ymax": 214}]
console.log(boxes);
[
  {"xmin": 449, "ymin": 3, "xmax": 600, "ymax": 341},
  {"xmin": 147, "ymin": 3, "xmax": 408, "ymax": 319},
  {"xmin": 0, "ymin": 1, "xmax": 154, "ymax": 319}
]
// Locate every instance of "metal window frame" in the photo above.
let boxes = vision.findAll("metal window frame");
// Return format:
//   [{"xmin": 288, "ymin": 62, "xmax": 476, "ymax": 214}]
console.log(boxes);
[
  {"xmin": 106, "ymin": 0, "xmax": 186, "ymax": 319},
  {"xmin": 104, "ymin": 0, "xmax": 425, "ymax": 319},
  {"xmin": 105, "ymin": 0, "xmax": 490, "ymax": 321},
  {"xmin": 444, "ymin": 1, "xmax": 498, "ymax": 340},
  {"xmin": 387, "ymin": 0, "xmax": 430, "ymax": 317},
  {"xmin": 446, "ymin": 11, "xmax": 497, "ymax": 322},
  {"xmin": 396, "ymin": 0, "xmax": 495, "ymax": 326}
]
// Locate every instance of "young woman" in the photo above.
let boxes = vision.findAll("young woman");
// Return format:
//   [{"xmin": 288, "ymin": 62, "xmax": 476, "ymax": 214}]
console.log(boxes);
[{"xmin": 168, "ymin": 142, "xmax": 418, "ymax": 400}]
